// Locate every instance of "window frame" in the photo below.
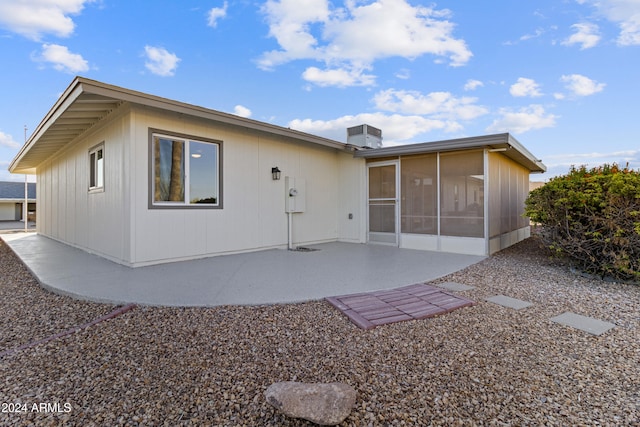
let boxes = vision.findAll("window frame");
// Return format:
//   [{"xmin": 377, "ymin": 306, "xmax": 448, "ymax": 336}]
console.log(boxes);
[
  {"xmin": 148, "ymin": 129, "xmax": 223, "ymax": 210},
  {"xmin": 88, "ymin": 142, "xmax": 105, "ymax": 193}
]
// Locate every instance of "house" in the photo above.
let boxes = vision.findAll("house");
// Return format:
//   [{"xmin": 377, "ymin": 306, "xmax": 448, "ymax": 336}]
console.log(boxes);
[
  {"xmin": 0, "ymin": 181, "xmax": 36, "ymax": 222},
  {"xmin": 8, "ymin": 77, "xmax": 545, "ymax": 267}
]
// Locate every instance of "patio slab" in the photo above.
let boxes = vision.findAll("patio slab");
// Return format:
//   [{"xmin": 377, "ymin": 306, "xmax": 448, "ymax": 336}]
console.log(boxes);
[
  {"xmin": 326, "ymin": 283, "xmax": 476, "ymax": 330},
  {"xmin": 434, "ymin": 281, "xmax": 476, "ymax": 292},
  {"xmin": 486, "ymin": 295, "xmax": 533, "ymax": 310},
  {"xmin": 1, "ymin": 233, "xmax": 485, "ymax": 307},
  {"xmin": 550, "ymin": 312, "xmax": 615, "ymax": 336}
]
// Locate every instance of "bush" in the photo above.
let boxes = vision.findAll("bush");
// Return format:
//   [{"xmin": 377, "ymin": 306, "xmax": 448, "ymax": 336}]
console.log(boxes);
[{"xmin": 525, "ymin": 164, "xmax": 640, "ymax": 283}]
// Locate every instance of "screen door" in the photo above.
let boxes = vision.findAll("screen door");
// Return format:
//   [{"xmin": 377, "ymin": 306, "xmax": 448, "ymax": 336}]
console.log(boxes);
[{"xmin": 368, "ymin": 162, "xmax": 398, "ymax": 245}]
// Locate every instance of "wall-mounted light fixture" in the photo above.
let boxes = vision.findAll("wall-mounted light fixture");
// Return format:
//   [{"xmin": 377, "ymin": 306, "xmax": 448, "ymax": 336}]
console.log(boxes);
[{"xmin": 271, "ymin": 167, "xmax": 281, "ymax": 180}]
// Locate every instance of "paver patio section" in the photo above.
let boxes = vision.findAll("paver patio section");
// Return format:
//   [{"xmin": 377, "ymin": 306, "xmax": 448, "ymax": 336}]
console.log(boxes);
[
  {"xmin": 551, "ymin": 312, "xmax": 616, "ymax": 336},
  {"xmin": 326, "ymin": 283, "xmax": 476, "ymax": 329},
  {"xmin": 1, "ymin": 233, "xmax": 485, "ymax": 307}
]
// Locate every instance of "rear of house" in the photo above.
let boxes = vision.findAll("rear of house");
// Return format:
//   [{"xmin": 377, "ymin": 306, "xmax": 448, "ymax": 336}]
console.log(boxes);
[
  {"xmin": 9, "ymin": 77, "xmax": 545, "ymax": 268},
  {"xmin": 9, "ymin": 78, "xmax": 366, "ymax": 267}
]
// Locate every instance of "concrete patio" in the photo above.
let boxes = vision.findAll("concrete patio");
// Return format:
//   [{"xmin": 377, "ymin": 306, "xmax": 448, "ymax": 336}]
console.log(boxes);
[
  {"xmin": 2, "ymin": 233, "xmax": 485, "ymax": 307},
  {"xmin": 0, "ymin": 220, "xmax": 36, "ymax": 232}
]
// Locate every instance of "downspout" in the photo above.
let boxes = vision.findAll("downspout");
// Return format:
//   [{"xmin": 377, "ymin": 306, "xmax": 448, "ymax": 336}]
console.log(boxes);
[
  {"xmin": 436, "ymin": 152, "xmax": 441, "ymax": 251},
  {"xmin": 24, "ymin": 126, "xmax": 28, "ymax": 232},
  {"xmin": 288, "ymin": 210, "xmax": 293, "ymax": 250}
]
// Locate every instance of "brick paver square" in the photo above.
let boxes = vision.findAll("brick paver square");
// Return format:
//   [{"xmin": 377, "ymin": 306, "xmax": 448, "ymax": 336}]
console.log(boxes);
[{"xmin": 326, "ymin": 283, "xmax": 476, "ymax": 329}]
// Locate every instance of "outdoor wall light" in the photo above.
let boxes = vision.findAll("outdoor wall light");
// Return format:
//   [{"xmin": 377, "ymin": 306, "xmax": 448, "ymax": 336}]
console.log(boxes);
[{"xmin": 271, "ymin": 167, "xmax": 281, "ymax": 180}]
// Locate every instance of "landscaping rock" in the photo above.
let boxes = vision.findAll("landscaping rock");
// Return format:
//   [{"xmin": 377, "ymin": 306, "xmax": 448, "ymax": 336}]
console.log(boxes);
[
  {"xmin": 1, "ymin": 237, "xmax": 639, "ymax": 425},
  {"xmin": 265, "ymin": 381, "xmax": 356, "ymax": 425}
]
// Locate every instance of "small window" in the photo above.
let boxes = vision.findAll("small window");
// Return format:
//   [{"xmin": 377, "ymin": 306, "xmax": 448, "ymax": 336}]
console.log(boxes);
[
  {"xmin": 89, "ymin": 144, "xmax": 104, "ymax": 191},
  {"xmin": 151, "ymin": 132, "xmax": 221, "ymax": 208}
]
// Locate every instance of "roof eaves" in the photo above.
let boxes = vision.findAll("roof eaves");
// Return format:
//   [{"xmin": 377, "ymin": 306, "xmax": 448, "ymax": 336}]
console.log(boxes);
[
  {"xmin": 9, "ymin": 77, "xmax": 85, "ymax": 174},
  {"xmin": 354, "ymin": 133, "xmax": 547, "ymax": 173},
  {"xmin": 9, "ymin": 77, "xmax": 349, "ymax": 174},
  {"xmin": 77, "ymin": 78, "xmax": 348, "ymax": 152}
]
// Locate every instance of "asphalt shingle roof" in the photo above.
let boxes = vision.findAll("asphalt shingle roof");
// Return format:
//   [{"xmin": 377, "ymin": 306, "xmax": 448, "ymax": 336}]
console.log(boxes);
[{"xmin": 0, "ymin": 181, "xmax": 36, "ymax": 199}]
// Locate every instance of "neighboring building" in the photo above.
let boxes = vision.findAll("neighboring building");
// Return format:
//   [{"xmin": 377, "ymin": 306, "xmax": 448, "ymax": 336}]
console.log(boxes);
[
  {"xmin": 530, "ymin": 181, "xmax": 545, "ymax": 192},
  {"xmin": 0, "ymin": 181, "xmax": 36, "ymax": 221},
  {"xmin": 9, "ymin": 77, "xmax": 545, "ymax": 267}
]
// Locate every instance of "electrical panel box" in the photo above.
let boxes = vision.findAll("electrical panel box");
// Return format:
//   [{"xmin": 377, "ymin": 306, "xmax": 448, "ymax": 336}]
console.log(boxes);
[{"xmin": 285, "ymin": 176, "xmax": 306, "ymax": 213}]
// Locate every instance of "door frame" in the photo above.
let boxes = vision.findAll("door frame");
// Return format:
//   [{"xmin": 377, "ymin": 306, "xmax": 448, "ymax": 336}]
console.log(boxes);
[{"xmin": 366, "ymin": 160, "xmax": 400, "ymax": 246}]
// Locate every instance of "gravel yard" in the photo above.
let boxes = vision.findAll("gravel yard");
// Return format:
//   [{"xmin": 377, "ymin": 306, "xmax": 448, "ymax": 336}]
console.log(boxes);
[{"xmin": 0, "ymin": 236, "xmax": 639, "ymax": 426}]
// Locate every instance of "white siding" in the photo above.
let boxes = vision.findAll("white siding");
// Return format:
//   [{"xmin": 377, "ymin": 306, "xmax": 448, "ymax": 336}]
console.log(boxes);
[
  {"xmin": 128, "ymin": 106, "xmax": 365, "ymax": 266},
  {"xmin": 36, "ymin": 108, "xmax": 130, "ymax": 264},
  {"xmin": 487, "ymin": 151, "xmax": 531, "ymax": 254},
  {"xmin": 337, "ymin": 153, "xmax": 366, "ymax": 243},
  {"xmin": 33, "ymin": 104, "xmax": 367, "ymax": 267}
]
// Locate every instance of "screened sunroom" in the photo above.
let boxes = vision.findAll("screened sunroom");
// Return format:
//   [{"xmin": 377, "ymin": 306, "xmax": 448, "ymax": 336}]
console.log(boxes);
[{"xmin": 354, "ymin": 133, "xmax": 546, "ymax": 256}]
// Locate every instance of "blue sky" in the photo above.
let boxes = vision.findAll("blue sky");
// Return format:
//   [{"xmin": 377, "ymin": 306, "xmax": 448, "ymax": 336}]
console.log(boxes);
[{"xmin": 0, "ymin": 0, "xmax": 639, "ymax": 182}]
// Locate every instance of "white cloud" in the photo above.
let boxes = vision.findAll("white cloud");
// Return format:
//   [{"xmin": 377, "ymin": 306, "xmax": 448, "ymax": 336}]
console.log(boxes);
[
  {"xmin": 395, "ymin": 68, "xmax": 411, "ymax": 79},
  {"xmin": 618, "ymin": 14, "xmax": 640, "ymax": 45},
  {"xmin": 0, "ymin": 0, "xmax": 93, "ymax": 40},
  {"xmin": 486, "ymin": 105, "xmax": 557, "ymax": 134},
  {"xmin": 233, "ymin": 105, "xmax": 252, "ymax": 118},
  {"xmin": 579, "ymin": 0, "xmax": 640, "ymax": 46},
  {"xmin": 373, "ymin": 89, "xmax": 488, "ymax": 121},
  {"xmin": 546, "ymin": 149, "xmax": 639, "ymax": 161},
  {"xmin": 510, "ymin": 77, "xmax": 543, "ymax": 97},
  {"xmin": 0, "ymin": 130, "xmax": 20, "ymax": 149},
  {"xmin": 289, "ymin": 112, "xmax": 460, "ymax": 144},
  {"xmin": 259, "ymin": 0, "xmax": 472, "ymax": 87},
  {"xmin": 543, "ymin": 149, "xmax": 640, "ymax": 176},
  {"xmin": 562, "ymin": 22, "xmax": 601, "ymax": 49},
  {"xmin": 519, "ymin": 27, "xmax": 545, "ymax": 42},
  {"xmin": 560, "ymin": 74, "xmax": 605, "ymax": 96},
  {"xmin": 464, "ymin": 79, "xmax": 483, "ymax": 91},
  {"xmin": 207, "ymin": 2, "xmax": 228, "ymax": 28},
  {"xmin": 35, "ymin": 43, "xmax": 89, "ymax": 73},
  {"xmin": 144, "ymin": 46, "xmax": 180, "ymax": 77},
  {"xmin": 290, "ymin": 87, "xmax": 488, "ymax": 143},
  {"xmin": 302, "ymin": 66, "xmax": 376, "ymax": 87},
  {"xmin": 503, "ymin": 27, "xmax": 551, "ymax": 46},
  {"xmin": 259, "ymin": 0, "xmax": 329, "ymax": 66}
]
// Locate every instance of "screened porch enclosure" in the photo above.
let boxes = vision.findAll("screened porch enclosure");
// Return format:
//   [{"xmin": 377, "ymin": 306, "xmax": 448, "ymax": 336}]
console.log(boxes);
[
  {"xmin": 368, "ymin": 149, "xmax": 531, "ymax": 255},
  {"xmin": 398, "ymin": 150, "xmax": 485, "ymax": 239}
]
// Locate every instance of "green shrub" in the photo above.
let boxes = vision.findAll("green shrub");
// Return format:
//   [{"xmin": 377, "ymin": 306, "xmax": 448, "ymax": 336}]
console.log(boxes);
[{"xmin": 525, "ymin": 164, "xmax": 640, "ymax": 283}]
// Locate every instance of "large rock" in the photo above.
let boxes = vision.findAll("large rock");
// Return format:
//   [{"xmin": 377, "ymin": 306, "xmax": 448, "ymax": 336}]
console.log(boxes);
[{"xmin": 265, "ymin": 381, "xmax": 356, "ymax": 425}]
